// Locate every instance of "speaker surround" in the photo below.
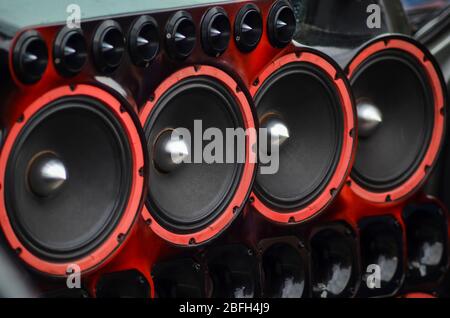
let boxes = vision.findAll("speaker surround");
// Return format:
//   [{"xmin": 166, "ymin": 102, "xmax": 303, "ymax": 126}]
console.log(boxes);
[
  {"xmin": 346, "ymin": 36, "xmax": 446, "ymax": 203},
  {"xmin": 250, "ymin": 51, "xmax": 355, "ymax": 224},
  {"xmin": 0, "ymin": 85, "xmax": 144, "ymax": 276}
]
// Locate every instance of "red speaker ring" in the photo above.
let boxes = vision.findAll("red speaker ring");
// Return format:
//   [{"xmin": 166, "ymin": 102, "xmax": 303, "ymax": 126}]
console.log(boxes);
[
  {"xmin": 250, "ymin": 52, "xmax": 356, "ymax": 224},
  {"xmin": 140, "ymin": 65, "xmax": 257, "ymax": 246},
  {"xmin": 347, "ymin": 38, "xmax": 445, "ymax": 203},
  {"xmin": 0, "ymin": 85, "xmax": 145, "ymax": 276}
]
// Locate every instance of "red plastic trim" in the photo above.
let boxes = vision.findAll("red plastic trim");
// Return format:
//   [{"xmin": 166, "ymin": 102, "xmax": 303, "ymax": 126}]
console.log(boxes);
[
  {"xmin": 250, "ymin": 52, "xmax": 356, "ymax": 224},
  {"xmin": 348, "ymin": 39, "xmax": 445, "ymax": 203},
  {"xmin": 140, "ymin": 65, "xmax": 256, "ymax": 246},
  {"xmin": 0, "ymin": 85, "xmax": 144, "ymax": 276}
]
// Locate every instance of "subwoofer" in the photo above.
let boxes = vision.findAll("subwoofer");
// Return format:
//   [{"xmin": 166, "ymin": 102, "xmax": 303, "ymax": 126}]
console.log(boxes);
[{"xmin": 346, "ymin": 35, "xmax": 447, "ymax": 203}]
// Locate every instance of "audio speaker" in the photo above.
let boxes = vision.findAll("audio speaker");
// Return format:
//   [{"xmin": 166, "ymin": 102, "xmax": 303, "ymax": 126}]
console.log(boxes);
[
  {"xmin": 95, "ymin": 270, "xmax": 150, "ymax": 298},
  {"xmin": 346, "ymin": 35, "xmax": 446, "ymax": 203},
  {"xmin": 206, "ymin": 244, "xmax": 259, "ymax": 298},
  {"xmin": 0, "ymin": 0, "xmax": 290, "ymax": 279},
  {"xmin": 358, "ymin": 216, "xmax": 404, "ymax": 297},
  {"xmin": 309, "ymin": 222, "xmax": 359, "ymax": 298},
  {"xmin": 258, "ymin": 236, "xmax": 309, "ymax": 298},
  {"xmin": 0, "ymin": 86, "xmax": 144, "ymax": 276},
  {"xmin": 140, "ymin": 66, "xmax": 256, "ymax": 247},
  {"xmin": 152, "ymin": 258, "xmax": 205, "ymax": 298},
  {"xmin": 248, "ymin": 2, "xmax": 356, "ymax": 224},
  {"xmin": 403, "ymin": 203, "xmax": 448, "ymax": 288}
]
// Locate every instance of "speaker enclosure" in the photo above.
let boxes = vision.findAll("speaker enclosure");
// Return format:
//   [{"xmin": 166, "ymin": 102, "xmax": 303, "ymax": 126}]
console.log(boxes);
[{"xmin": 346, "ymin": 35, "xmax": 446, "ymax": 203}]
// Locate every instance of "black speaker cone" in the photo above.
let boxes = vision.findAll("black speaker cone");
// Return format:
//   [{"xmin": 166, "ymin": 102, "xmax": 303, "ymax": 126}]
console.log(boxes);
[
  {"xmin": 310, "ymin": 225, "xmax": 357, "ymax": 298},
  {"xmin": 234, "ymin": 4, "xmax": 263, "ymax": 52},
  {"xmin": 152, "ymin": 258, "xmax": 204, "ymax": 298},
  {"xmin": 351, "ymin": 51, "xmax": 434, "ymax": 192},
  {"xmin": 359, "ymin": 217, "xmax": 403, "ymax": 296},
  {"xmin": 404, "ymin": 204, "xmax": 448, "ymax": 283},
  {"xmin": 54, "ymin": 27, "xmax": 87, "ymax": 77},
  {"xmin": 261, "ymin": 242, "xmax": 307, "ymax": 298},
  {"xmin": 93, "ymin": 20, "xmax": 125, "ymax": 73},
  {"xmin": 207, "ymin": 245, "xmax": 259, "ymax": 298},
  {"xmin": 144, "ymin": 76, "xmax": 245, "ymax": 233},
  {"xmin": 165, "ymin": 11, "xmax": 196, "ymax": 60},
  {"xmin": 13, "ymin": 30, "xmax": 48, "ymax": 84},
  {"xmin": 268, "ymin": 0, "xmax": 296, "ymax": 48},
  {"xmin": 201, "ymin": 7, "xmax": 231, "ymax": 57},
  {"xmin": 254, "ymin": 63, "xmax": 343, "ymax": 211},
  {"xmin": 5, "ymin": 97, "xmax": 132, "ymax": 261},
  {"xmin": 128, "ymin": 15, "xmax": 160, "ymax": 67}
]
